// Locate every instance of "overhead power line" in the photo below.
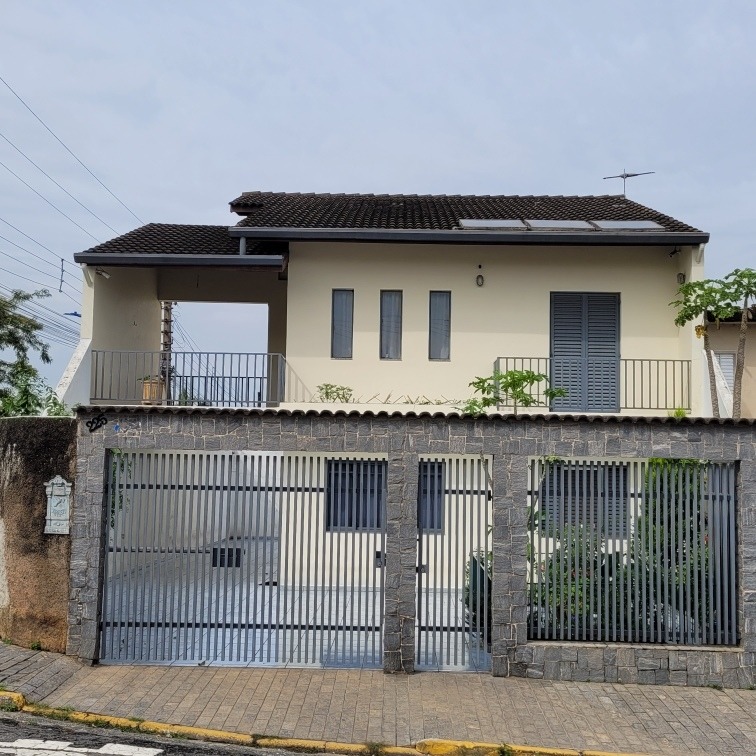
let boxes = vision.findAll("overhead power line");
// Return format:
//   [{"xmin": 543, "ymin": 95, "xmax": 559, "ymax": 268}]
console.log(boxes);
[
  {"xmin": 0, "ymin": 74, "xmax": 144, "ymax": 225},
  {"xmin": 0, "ymin": 233, "xmax": 82, "ymax": 288},
  {"xmin": 0, "ymin": 264, "xmax": 79, "ymax": 304},
  {"xmin": 0, "ymin": 215, "xmax": 80, "ymax": 273},
  {"xmin": 0, "ymin": 247, "xmax": 81, "ymax": 296},
  {"xmin": 0, "ymin": 281, "xmax": 82, "ymax": 328},
  {"xmin": 0, "ymin": 128, "xmax": 120, "ymax": 235},
  {"xmin": 0, "ymin": 158, "xmax": 102, "ymax": 243},
  {"xmin": 0, "ymin": 287, "xmax": 80, "ymax": 347}
]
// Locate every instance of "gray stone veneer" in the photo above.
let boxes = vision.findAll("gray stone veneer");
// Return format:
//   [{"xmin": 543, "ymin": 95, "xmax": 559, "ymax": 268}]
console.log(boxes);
[{"xmin": 70, "ymin": 408, "xmax": 756, "ymax": 686}]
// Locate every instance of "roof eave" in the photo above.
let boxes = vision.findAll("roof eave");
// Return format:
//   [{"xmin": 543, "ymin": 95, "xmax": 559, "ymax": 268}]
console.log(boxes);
[
  {"xmin": 228, "ymin": 227, "xmax": 709, "ymax": 246},
  {"xmin": 73, "ymin": 253, "xmax": 287, "ymax": 268}
]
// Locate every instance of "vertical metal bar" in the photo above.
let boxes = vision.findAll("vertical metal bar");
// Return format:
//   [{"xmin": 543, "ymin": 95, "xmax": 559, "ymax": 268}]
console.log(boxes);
[
  {"xmin": 295, "ymin": 455, "xmax": 308, "ymax": 664},
  {"xmin": 544, "ymin": 460, "xmax": 554, "ymax": 639},
  {"xmin": 185, "ymin": 453, "xmax": 198, "ymax": 661},
  {"xmin": 304, "ymin": 455, "xmax": 317, "ymax": 664},
  {"xmin": 457, "ymin": 456, "xmax": 466, "ymax": 667},
  {"xmin": 320, "ymin": 458, "xmax": 332, "ymax": 665},
  {"xmin": 348, "ymin": 461, "xmax": 358, "ymax": 665},
  {"xmin": 684, "ymin": 463, "xmax": 692, "ymax": 644},
  {"xmin": 279, "ymin": 455, "xmax": 293, "ymax": 664},
  {"xmin": 222, "ymin": 453, "xmax": 236, "ymax": 662},
  {"xmin": 669, "ymin": 463, "xmax": 678, "ymax": 643},
  {"xmin": 297, "ymin": 454, "xmax": 312, "ymax": 663},
  {"xmin": 627, "ymin": 460, "xmax": 644, "ymax": 643},
  {"xmin": 692, "ymin": 462, "xmax": 701, "ymax": 645},
  {"xmin": 640, "ymin": 460, "xmax": 648, "ymax": 643},
  {"xmin": 431, "ymin": 458, "xmax": 438, "ymax": 667},
  {"xmin": 135, "ymin": 453, "xmax": 150, "ymax": 661},
  {"xmin": 714, "ymin": 464, "xmax": 723, "ymax": 645},
  {"xmin": 165, "ymin": 452, "xmax": 178, "ymax": 661},
  {"xmin": 259, "ymin": 453, "xmax": 271, "ymax": 663},
  {"xmin": 266, "ymin": 454, "xmax": 279, "ymax": 663},
  {"xmin": 148, "ymin": 452, "xmax": 163, "ymax": 661},
  {"xmin": 208, "ymin": 453, "xmax": 221, "ymax": 662},
  {"xmin": 195, "ymin": 454, "xmax": 211, "ymax": 661},
  {"xmin": 248, "ymin": 454, "xmax": 263, "ymax": 662},
  {"xmin": 449, "ymin": 457, "xmax": 457, "ymax": 662},
  {"xmin": 728, "ymin": 463, "xmax": 737, "ymax": 644}
]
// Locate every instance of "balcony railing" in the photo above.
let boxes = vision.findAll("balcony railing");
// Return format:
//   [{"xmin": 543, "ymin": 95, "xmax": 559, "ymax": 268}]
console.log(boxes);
[
  {"xmin": 90, "ymin": 351, "xmax": 303, "ymax": 407},
  {"xmin": 494, "ymin": 357, "xmax": 691, "ymax": 413}
]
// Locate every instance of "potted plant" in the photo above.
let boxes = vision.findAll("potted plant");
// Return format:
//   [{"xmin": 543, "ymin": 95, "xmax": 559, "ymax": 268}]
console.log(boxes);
[{"xmin": 139, "ymin": 374, "xmax": 165, "ymax": 405}]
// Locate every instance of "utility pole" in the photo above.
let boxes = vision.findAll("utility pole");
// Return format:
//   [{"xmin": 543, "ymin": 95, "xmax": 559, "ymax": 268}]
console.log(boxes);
[{"xmin": 160, "ymin": 301, "xmax": 174, "ymax": 403}]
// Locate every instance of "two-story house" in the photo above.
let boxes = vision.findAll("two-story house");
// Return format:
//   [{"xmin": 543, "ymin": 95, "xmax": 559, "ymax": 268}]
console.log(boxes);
[{"xmin": 59, "ymin": 191, "xmax": 709, "ymax": 416}]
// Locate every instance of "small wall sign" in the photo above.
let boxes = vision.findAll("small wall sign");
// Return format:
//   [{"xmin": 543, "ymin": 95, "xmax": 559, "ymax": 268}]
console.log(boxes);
[{"xmin": 44, "ymin": 475, "xmax": 72, "ymax": 535}]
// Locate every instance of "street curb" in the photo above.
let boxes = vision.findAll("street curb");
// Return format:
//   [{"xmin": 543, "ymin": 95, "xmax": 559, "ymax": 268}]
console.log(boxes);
[{"xmin": 7, "ymin": 692, "xmax": 648, "ymax": 756}]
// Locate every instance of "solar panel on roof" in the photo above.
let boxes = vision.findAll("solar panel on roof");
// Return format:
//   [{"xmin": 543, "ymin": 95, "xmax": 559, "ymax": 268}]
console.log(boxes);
[
  {"xmin": 592, "ymin": 220, "xmax": 664, "ymax": 230},
  {"xmin": 458, "ymin": 219, "xmax": 526, "ymax": 229},
  {"xmin": 525, "ymin": 220, "xmax": 594, "ymax": 230}
]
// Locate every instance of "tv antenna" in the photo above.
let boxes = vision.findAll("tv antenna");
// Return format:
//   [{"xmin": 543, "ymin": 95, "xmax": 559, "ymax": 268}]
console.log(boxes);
[{"xmin": 603, "ymin": 169, "xmax": 655, "ymax": 196}]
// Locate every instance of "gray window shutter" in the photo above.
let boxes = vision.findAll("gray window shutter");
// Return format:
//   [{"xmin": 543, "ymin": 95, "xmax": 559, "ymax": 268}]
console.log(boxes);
[
  {"xmin": 429, "ymin": 291, "xmax": 451, "ymax": 360},
  {"xmin": 551, "ymin": 293, "xmax": 585, "ymax": 411},
  {"xmin": 715, "ymin": 352, "xmax": 735, "ymax": 390},
  {"xmin": 586, "ymin": 294, "xmax": 620, "ymax": 412},
  {"xmin": 380, "ymin": 291, "xmax": 402, "ymax": 360},
  {"xmin": 331, "ymin": 290, "xmax": 354, "ymax": 358},
  {"xmin": 551, "ymin": 292, "xmax": 620, "ymax": 412}
]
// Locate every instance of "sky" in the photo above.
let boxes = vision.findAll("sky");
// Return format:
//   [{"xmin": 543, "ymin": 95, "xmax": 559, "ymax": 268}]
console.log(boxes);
[{"xmin": 0, "ymin": 0, "xmax": 754, "ymax": 386}]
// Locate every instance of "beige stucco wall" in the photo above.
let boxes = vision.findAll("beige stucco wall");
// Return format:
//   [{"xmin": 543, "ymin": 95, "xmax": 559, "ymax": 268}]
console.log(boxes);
[
  {"xmin": 709, "ymin": 324, "xmax": 756, "ymax": 418},
  {"xmin": 285, "ymin": 242, "xmax": 700, "ymax": 412},
  {"xmin": 88, "ymin": 266, "xmax": 162, "ymax": 352}
]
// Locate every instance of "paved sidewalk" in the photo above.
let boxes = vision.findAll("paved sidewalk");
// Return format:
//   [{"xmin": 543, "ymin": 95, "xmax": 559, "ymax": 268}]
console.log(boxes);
[{"xmin": 2, "ymin": 645, "xmax": 756, "ymax": 755}]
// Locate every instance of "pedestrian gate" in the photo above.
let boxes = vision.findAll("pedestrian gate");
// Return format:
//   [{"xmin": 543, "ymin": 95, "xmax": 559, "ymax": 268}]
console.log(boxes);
[
  {"xmin": 416, "ymin": 456, "xmax": 492, "ymax": 671},
  {"xmin": 100, "ymin": 451, "xmax": 387, "ymax": 666}
]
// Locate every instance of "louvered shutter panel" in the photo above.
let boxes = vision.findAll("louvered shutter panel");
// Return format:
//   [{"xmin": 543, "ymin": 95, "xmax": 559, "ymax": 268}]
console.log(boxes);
[
  {"xmin": 550, "ymin": 293, "xmax": 585, "ymax": 411},
  {"xmin": 585, "ymin": 294, "xmax": 620, "ymax": 412},
  {"xmin": 715, "ymin": 353, "xmax": 735, "ymax": 390}
]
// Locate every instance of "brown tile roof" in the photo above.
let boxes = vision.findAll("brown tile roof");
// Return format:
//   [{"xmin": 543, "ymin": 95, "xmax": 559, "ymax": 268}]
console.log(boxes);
[
  {"xmin": 230, "ymin": 191, "xmax": 702, "ymax": 234},
  {"xmin": 78, "ymin": 224, "xmax": 239, "ymax": 256}
]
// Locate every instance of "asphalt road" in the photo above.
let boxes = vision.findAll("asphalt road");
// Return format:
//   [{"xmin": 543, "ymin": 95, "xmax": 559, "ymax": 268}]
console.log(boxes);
[{"xmin": 0, "ymin": 711, "xmax": 313, "ymax": 756}]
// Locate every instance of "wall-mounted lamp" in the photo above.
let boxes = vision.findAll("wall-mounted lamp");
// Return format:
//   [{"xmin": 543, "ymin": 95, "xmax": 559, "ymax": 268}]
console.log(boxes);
[
  {"xmin": 677, "ymin": 273, "xmax": 686, "ymax": 285},
  {"xmin": 669, "ymin": 246, "xmax": 681, "ymax": 258},
  {"xmin": 95, "ymin": 268, "xmax": 111, "ymax": 279}
]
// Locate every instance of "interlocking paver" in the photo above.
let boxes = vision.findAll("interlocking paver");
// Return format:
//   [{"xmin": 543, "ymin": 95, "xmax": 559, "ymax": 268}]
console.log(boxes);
[{"xmin": 3, "ymin": 644, "xmax": 756, "ymax": 754}]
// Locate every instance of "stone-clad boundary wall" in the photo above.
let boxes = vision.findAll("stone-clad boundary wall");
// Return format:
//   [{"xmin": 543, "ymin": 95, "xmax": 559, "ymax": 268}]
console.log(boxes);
[{"xmin": 71, "ymin": 408, "xmax": 756, "ymax": 687}]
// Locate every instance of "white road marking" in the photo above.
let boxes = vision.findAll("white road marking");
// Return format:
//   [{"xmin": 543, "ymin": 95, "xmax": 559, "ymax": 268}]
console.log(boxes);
[{"xmin": 0, "ymin": 740, "xmax": 162, "ymax": 755}]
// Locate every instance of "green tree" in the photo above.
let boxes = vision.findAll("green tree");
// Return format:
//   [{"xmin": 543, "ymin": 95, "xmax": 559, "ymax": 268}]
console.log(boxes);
[
  {"xmin": 671, "ymin": 279, "xmax": 735, "ymax": 419},
  {"xmin": 722, "ymin": 268, "xmax": 756, "ymax": 420},
  {"xmin": 460, "ymin": 369, "xmax": 567, "ymax": 416},
  {"xmin": 0, "ymin": 289, "xmax": 64, "ymax": 417},
  {"xmin": 672, "ymin": 269, "xmax": 756, "ymax": 421}
]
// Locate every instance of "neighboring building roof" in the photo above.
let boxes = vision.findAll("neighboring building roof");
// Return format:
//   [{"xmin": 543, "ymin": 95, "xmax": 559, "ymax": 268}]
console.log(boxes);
[
  {"xmin": 707, "ymin": 305, "xmax": 756, "ymax": 324},
  {"xmin": 230, "ymin": 191, "xmax": 703, "ymax": 234}
]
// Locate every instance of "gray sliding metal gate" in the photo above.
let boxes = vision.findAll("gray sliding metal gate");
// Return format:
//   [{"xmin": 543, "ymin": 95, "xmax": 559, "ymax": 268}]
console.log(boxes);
[
  {"xmin": 100, "ymin": 451, "xmax": 387, "ymax": 666},
  {"xmin": 527, "ymin": 458, "xmax": 738, "ymax": 645},
  {"xmin": 416, "ymin": 456, "xmax": 492, "ymax": 671}
]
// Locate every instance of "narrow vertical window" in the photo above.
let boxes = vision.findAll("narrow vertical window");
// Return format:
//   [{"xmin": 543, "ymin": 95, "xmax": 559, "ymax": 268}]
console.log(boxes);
[
  {"xmin": 331, "ymin": 289, "xmax": 353, "ymax": 358},
  {"xmin": 418, "ymin": 460, "xmax": 445, "ymax": 532},
  {"xmin": 380, "ymin": 290, "xmax": 402, "ymax": 360},
  {"xmin": 429, "ymin": 291, "xmax": 451, "ymax": 360}
]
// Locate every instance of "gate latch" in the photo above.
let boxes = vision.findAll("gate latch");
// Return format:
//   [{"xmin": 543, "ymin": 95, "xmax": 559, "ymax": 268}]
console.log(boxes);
[
  {"xmin": 416, "ymin": 564, "xmax": 427, "ymax": 574},
  {"xmin": 375, "ymin": 550, "xmax": 387, "ymax": 568}
]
